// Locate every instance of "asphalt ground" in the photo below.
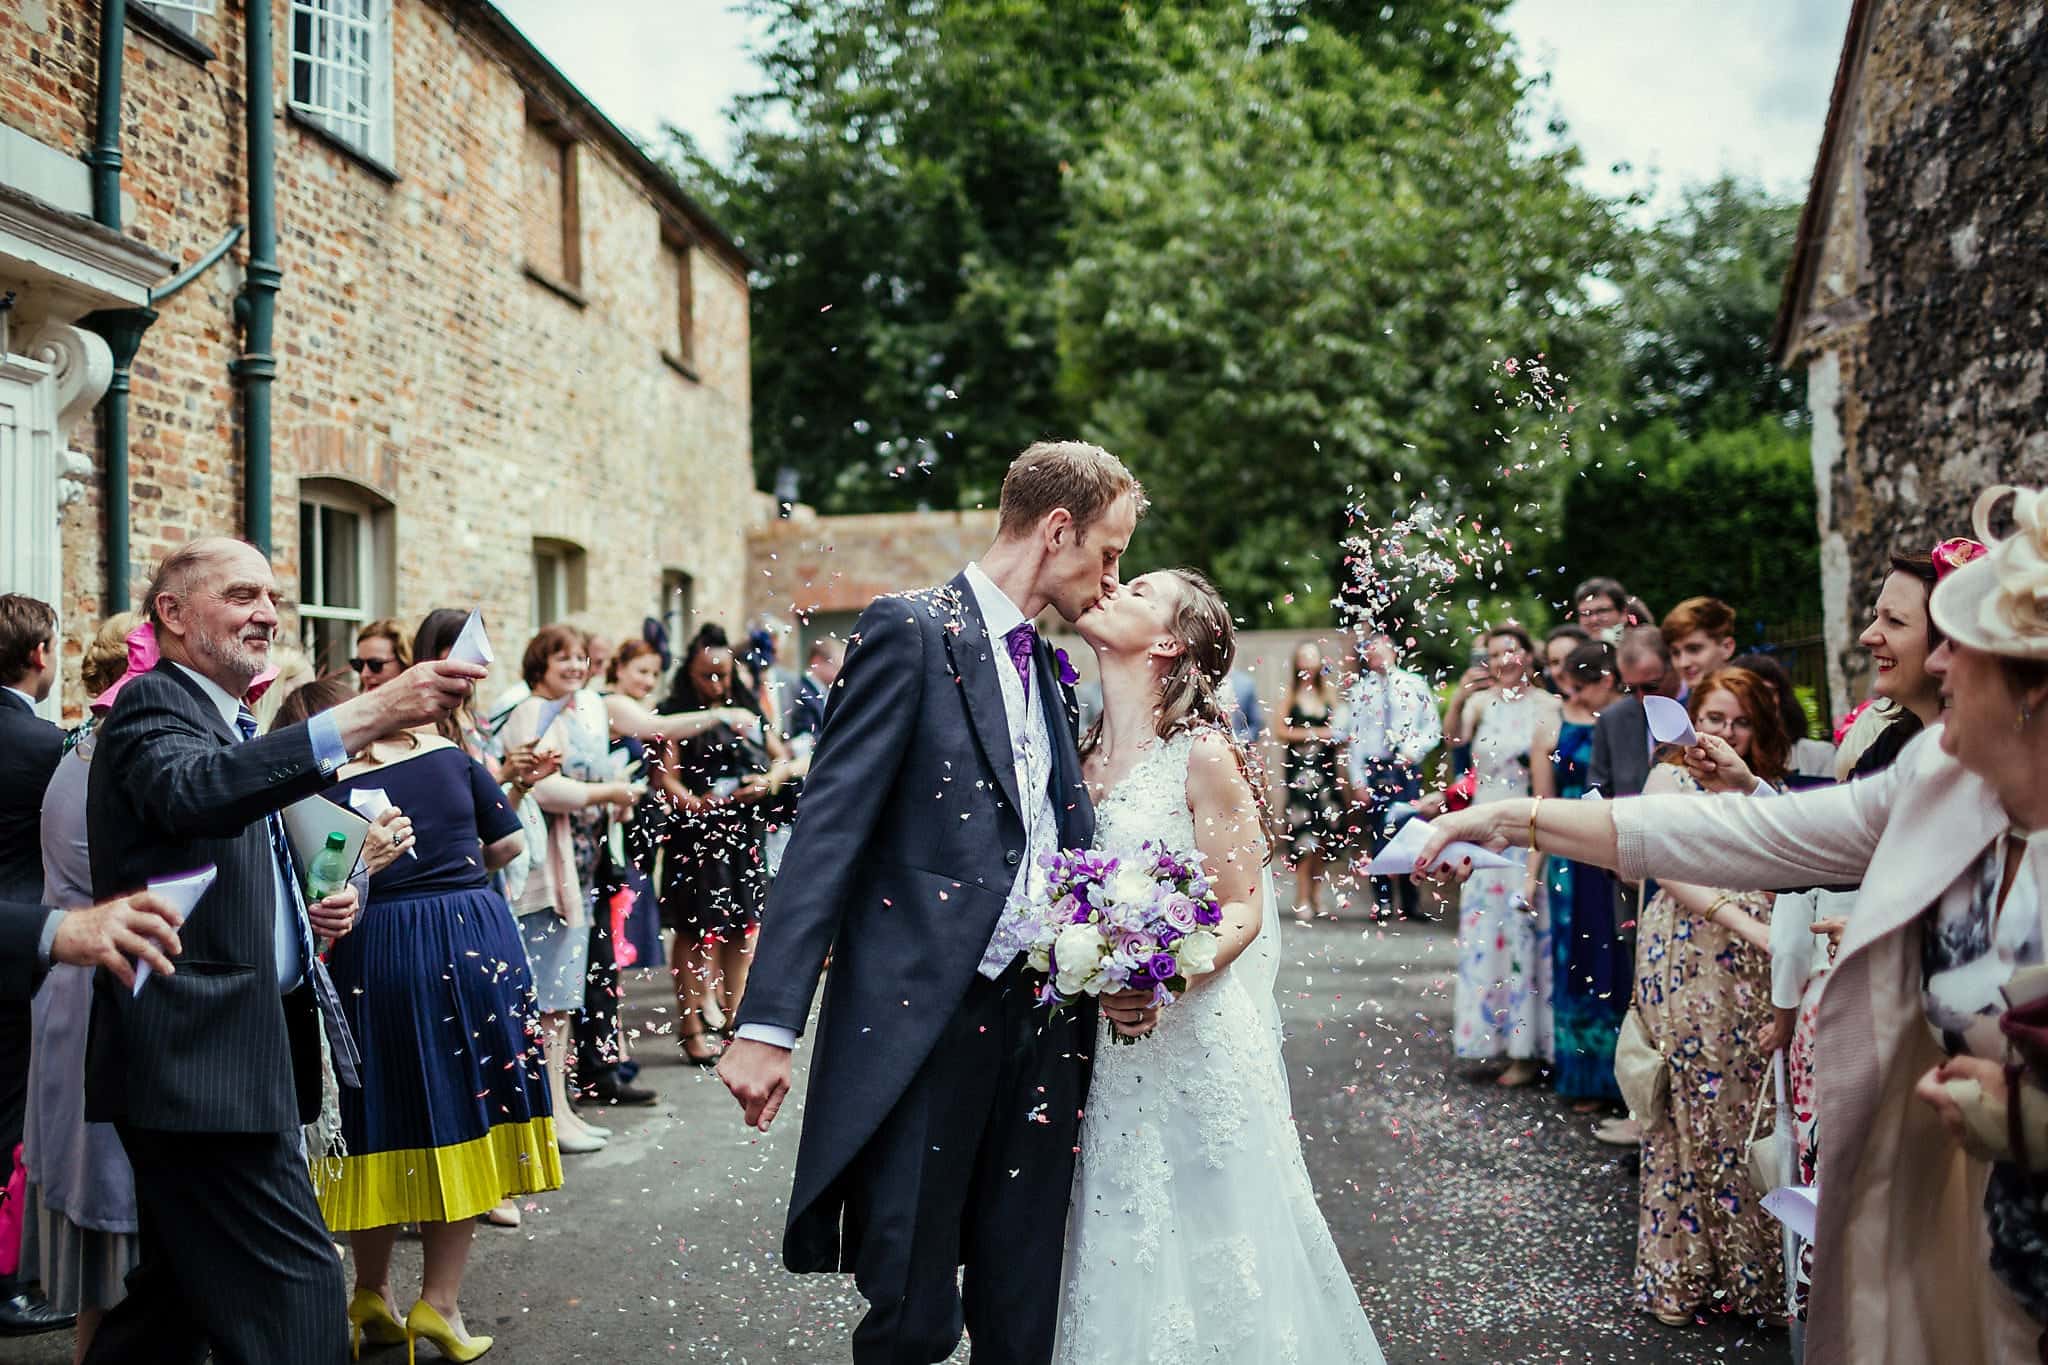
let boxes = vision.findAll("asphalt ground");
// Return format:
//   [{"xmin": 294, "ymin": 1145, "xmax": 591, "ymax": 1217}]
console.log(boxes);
[{"xmin": 1, "ymin": 906, "xmax": 1791, "ymax": 1365}]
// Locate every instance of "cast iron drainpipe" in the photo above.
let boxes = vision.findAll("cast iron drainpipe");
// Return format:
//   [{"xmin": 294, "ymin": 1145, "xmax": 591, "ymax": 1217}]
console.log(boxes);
[{"xmin": 233, "ymin": 0, "xmax": 281, "ymax": 556}]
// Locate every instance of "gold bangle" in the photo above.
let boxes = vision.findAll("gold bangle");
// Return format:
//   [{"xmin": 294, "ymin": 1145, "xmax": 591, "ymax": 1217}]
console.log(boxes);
[{"xmin": 1527, "ymin": 796, "xmax": 1543, "ymax": 853}]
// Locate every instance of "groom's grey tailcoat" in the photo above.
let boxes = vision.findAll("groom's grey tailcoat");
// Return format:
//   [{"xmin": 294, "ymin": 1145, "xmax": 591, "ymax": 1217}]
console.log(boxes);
[{"xmin": 738, "ymin": 573, "xmax": 1096, "ymax": 1273}]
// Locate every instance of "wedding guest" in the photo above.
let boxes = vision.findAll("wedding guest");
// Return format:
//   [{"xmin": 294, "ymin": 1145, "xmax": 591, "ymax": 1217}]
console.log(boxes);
[
  {"xmin": 1274, "ymin": 639, "xmax": 1346, "ymax": 920},
  {"xmin": 787, "ymin": 637, "xmax": 845, "ymax": 745},
  {"xmin": 1629, "ymin": 668, "xmax": 1787, "ymax": 1324},
  {"xmin": 23, "ymin": 614, "xmax": 141, "ymax": 1359},
  {"xmin": 1849, "ymin": 547, "xmax": 1966, "ymax": 774},
  {"xmin": 1589, "ymin": 626, "xmax": 1679, "ymax": 799},
  {"xmin": 1527, "ymin": 641, "xmax": 1628, "ymax": 1109},
  {"xmin": 656, "ymin": 626, "xmax": 791, "ymax": 1062},
  {"xmin": 1342, "ymin": 632, "xmax": 1440, "ymax": 921},
  {"xmin": 1448, "ymin": 624, "xmax": 1559, "ymax": 1086},
  {"xmin": 1226, "ymin": 667, "xmax": 1265, "ymax": 746},
  {"xmin": 743, "ymin": 613, "xmax": 801, "ymax": 740},
  {"xmin": 1542, "ymin": 623, "xmax": 1591, "ymax": 696},
  {"xmin": 1441, "ymin": 636, "xmax": 1495, "ymax": 779},
  {"xmin": 1571, "ymin": 576, "xmax": 1630, "ymax": 641},
  {"xmin": 1412, "ymin": 485, "xmax": 2048, "ymax": 1362},
  {"xmin": 351, "ymin": 618, "xmax": 411, "ymax": 694},
  {"xmin": 498, "ymin": 626, "xmax": 639, "ymax": 1154},
  {"xmin": 1731, "ymin": 652, "xmax": 1835, "ymax": 788},
  {"xmin": 1662, "ymin": 597, "xmax": 1737, "ymax": 699},
  {"xmin": 284, "ymin": 679, "xmax": 558, "ymax": 1363},
  {"xmin": 0, "ymin": 593, "xmax": 69, "ymax": 1338},
  {"xmin": 82, "ymin": 537, "xmax": 480, "ymax": 1362}
]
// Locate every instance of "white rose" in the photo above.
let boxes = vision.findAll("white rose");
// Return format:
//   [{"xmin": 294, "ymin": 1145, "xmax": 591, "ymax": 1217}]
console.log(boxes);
[
  {"xmin": 1176, "ymin": 930, "xmax": 1220, "ymax": 978},
  {"xmin": 1053, "ymin": 924, "xmax": 1108, "ymax": 996},
  {"xmin": 1101, "ymin": 866, "xmax": 1157, "ymax": 911}
]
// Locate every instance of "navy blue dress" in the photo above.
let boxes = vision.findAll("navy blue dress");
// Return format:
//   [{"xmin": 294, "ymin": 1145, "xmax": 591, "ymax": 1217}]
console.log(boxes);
[{"xmin": 315, "ymin": 744, "xmax": 561, "ymax": 1228}]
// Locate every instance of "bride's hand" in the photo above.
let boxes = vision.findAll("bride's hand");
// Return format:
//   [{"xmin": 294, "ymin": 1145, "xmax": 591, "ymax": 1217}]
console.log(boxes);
[{"xmin": 1101, "ymin": 987, "xmax": 1160, "ymax": 1039}]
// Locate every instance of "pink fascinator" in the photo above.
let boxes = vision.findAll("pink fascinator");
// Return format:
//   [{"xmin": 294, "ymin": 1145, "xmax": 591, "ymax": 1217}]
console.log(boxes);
[
  {"xmin": 1931, "ymin": 537, "xmax": 1987, "ymax": 581},
  {"xmin": 91, "ymin": 622, "xmax": 161, "ymax": 713}
]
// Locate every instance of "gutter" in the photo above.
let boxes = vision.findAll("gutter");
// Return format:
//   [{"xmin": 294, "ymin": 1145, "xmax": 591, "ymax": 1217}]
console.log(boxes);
[{"xmin": 233, "ymin": 0, "xmax": 280, "ymax": 555}]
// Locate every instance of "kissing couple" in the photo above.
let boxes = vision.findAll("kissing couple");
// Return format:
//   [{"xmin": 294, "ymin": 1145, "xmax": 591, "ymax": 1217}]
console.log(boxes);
[{"xmin": 718, "ymin": 441, "xmax": 1384, "ymax": 1364}]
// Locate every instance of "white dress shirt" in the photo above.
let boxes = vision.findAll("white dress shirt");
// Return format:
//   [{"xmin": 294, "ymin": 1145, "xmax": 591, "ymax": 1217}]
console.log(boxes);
[
  {"xmin": 736, "ymin": 566, "xmax": 1060, "ymax": 1053},
  {"xmin": 1343, "ymin": 665, "xmax": 1442, "ymax": 787}
]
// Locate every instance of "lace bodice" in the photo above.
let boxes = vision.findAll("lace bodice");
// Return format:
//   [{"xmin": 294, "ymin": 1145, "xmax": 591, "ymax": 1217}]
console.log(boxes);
[{"xmin": 1091, "ymin": 730, "xmax": 1201, "ymax": 864}]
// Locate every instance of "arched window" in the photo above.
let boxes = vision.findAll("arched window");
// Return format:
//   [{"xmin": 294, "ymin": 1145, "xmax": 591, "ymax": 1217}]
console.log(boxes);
[{"xmin": 532, "ymin": 537, "xmax": 588, "ymax": 629}]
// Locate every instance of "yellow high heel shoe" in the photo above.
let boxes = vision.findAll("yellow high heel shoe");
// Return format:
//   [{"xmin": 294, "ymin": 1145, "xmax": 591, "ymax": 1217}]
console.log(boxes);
[
  {"xmin": 405, "ymin": 1299, "xmax": 493, "ymax": 1363},
  {"xmin": 347, "ymin": 1289, "xmax": 406, "ymax": 1359}
]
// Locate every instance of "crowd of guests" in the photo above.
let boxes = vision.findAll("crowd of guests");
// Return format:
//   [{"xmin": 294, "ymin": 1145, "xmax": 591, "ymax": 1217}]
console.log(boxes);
[
  {"xmin": 1299, "ymin": 480, "xmax": 2043, "ymax": 1363},
  {"xmin": 0, "ymin": 539, "xmax": 824, "ymax": 1362}
]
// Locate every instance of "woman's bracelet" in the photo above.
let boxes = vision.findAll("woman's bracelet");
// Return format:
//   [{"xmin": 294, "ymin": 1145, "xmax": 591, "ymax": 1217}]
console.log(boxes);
[{"xmin": 1526, "ymin": 796, "xmax": 1544, "ymax": 852}]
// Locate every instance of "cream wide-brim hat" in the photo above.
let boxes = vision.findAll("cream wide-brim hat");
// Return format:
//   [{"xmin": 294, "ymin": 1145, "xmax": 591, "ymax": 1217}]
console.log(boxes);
[{"xmin": 1931, "ymin": 484, "xmax": 2048, "ymax": 660}]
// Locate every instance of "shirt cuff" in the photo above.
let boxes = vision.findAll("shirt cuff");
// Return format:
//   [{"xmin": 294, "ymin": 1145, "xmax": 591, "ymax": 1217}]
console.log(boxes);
[
  {"xmin": 37, "ymin": 909, "xmax": 63, "ymax": 968},
  {"xmin": 307, "ymin": 711, "xmax": 350, "ymax": 775},
  {"xmin": 734, "ymin": 1023, "xmax": 798, "ymax": 1051}
]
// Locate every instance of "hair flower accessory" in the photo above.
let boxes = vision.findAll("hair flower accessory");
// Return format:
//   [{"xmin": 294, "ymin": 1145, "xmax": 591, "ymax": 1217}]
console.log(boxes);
[
  {"xmin": 1931, "ymin": 537, "xmax": 1987, "ymax": 580},
  {"xmin": 1929, "ymin": 483, "xmax": 2048, "ymax": 660},
  {"xmin": 90, "ymin": 621, "xmax": 159, "ymax": 713},
  {"xmin": 1054, "ymin": 646, "xmax": 1080, "ymax": 687}
]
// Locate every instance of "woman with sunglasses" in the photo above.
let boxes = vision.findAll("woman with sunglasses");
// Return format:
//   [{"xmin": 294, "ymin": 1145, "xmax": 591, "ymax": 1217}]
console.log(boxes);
[{"xmin": 352, "ymin": 618, "xmax": 411, "ymax": 691}]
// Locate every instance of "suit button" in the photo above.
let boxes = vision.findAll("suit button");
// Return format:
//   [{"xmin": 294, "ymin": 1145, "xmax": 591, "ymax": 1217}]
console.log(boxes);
[{"xmin": 1005, "ymin": 849, "xmax": 1021, "ymax": 868}]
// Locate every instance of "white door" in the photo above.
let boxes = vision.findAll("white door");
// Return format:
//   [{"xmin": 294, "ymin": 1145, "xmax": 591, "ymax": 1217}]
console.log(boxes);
[{"xmin": 0, "ymin": 351, "xmax": 64, "ymax": 718}]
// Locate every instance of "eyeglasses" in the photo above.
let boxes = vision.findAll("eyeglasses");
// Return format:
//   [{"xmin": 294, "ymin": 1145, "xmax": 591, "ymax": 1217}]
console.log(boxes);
[{"xmin": 350, "ymin": 656, "xmax": 399, "ymax": 674}]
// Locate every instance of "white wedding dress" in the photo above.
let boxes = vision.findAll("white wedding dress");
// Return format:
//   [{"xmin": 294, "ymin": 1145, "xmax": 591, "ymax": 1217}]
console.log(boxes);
[{"xmin": 1052, "ymin": 732, "xmax": 1386, "ymax": 1364}]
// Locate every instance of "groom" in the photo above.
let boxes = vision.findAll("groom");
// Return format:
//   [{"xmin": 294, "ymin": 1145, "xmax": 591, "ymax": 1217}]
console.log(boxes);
[{"xmin": 719, "ymin": 441, "xmax": 1156, "ymax": 1364}]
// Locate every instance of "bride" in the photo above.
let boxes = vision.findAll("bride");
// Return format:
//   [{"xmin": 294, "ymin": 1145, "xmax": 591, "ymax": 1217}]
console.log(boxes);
[{"xmin": 1052, "ymin": 568, "xmax": 1385, "ymax": 1364}]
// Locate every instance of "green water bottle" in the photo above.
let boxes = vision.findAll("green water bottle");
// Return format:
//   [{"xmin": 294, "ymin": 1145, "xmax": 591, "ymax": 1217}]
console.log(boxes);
[{"xmin": 307, "ymin": 831, "xmax": 351, "ymax": 901}]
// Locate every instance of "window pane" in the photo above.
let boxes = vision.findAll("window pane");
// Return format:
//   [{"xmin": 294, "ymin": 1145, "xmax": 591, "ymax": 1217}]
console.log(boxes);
[
  {"xmin": 319, "ymin": 505, "xmax": 362, "ymax": 610},
  {"xmin": 299, "ymin": 500, "xmax": 320, "ymax": 604},
  {"xmin": 305, "ymin": 617, "xmax": 356, "ymax": 674}
]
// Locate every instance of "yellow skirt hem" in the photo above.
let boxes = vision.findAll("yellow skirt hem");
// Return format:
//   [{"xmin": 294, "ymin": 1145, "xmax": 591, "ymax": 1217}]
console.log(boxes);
[{"xmin": 314, "ymin": 1116, "xmax": 563, "ymax": 1231}]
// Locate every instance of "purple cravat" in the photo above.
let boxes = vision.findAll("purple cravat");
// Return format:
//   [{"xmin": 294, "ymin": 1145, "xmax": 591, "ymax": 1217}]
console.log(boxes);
[{"xmin": 1004, "ymin": 622, "xmax": 1036, "ymax": 701}]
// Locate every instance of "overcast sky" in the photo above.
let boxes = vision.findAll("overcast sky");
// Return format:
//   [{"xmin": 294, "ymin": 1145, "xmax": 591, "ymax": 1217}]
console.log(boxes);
[{"xmin": 491, "ymin": 0, "xmax": 1854, "ymax": 218}]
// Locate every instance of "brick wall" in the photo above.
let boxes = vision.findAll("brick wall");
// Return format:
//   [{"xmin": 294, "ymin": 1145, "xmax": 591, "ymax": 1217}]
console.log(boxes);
[{"xmin": 2, "ymin": 0, "xmax": 753, "ymax": 710}]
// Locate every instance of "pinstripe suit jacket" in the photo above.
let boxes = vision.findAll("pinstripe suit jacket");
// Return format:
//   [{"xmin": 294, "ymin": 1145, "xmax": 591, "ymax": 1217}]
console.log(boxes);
[{"xmin": 84, "ymin": 661, "xmax": 334, "ymax": 1132}]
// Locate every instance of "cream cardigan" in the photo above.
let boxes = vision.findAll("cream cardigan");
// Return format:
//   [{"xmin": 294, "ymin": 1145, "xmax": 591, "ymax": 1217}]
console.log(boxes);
[{"xmin": 1612, "ymin": 728, "xmax": 2042, "ymax": 1365}]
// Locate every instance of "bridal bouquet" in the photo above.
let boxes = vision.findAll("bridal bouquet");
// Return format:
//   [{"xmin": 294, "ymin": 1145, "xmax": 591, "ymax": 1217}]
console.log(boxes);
[{"xmin": 1010, "ymin": 843, "xmax": 1225, "ymax": 1044}]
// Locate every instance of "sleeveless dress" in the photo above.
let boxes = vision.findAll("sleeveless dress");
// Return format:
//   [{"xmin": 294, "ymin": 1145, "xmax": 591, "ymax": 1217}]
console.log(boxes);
[
  {"xmin": 1452, "ymin": 691, "xmax": 1553, "ymax": 1062},
  {"xmin": 1052, "ymin": 731, "xmax": 1385, "ymax": 1365},
  {"xmin": 1546, "ymin": 719, "xmax": 1627, "ymax": 1100}
]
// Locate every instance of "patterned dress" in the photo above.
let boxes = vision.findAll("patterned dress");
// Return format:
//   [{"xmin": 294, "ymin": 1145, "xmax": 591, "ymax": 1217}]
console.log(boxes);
[
  {"xmin": 1546, "ymin": 720, "xmax": 1628, "ymax": 1101},
  {"xmin": 1452, "ymin": 691, "xmax": 1552, "ymax": 1062},
  {"xmin": 1282, "ymin": 700, "xmax": 1346, "ymax": 860},
  {"xmin": 1631, "ymin": 767, "xmax": 1782, "ymax": 1319}
]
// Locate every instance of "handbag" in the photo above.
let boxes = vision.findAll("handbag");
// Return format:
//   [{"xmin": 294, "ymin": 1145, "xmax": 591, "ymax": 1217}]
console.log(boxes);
[
  {"xmin": 1613, "ymin": 1008, "xmax": 1669, "ymax": 1124},
  {"xmin": 1744, "ymin": 1053, "xmax": 1791, "ymax": 1196},
  {"xmin": 0, "ymin": 1143, "xmax": 23, "ymax": 1278}
]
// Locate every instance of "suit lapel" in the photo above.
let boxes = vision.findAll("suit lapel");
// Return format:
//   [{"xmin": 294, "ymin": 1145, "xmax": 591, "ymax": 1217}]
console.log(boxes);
[
  {"xmin": 153, "ymin": 659, "xmax": 238, "ymax": 744},
  {"xmin": 945, "ymin": 573, "xmax": 1025, "ymax": 819}
]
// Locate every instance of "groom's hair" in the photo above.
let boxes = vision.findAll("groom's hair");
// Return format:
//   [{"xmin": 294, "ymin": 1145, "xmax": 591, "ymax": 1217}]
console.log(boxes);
[{"xmin": 996, "ymin": 441, "xmax": 1146, "ymax": 539}]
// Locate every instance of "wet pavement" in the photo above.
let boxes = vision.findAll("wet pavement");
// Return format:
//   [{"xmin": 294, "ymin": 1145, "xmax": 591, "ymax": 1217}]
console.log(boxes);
[{"xmin": 2, "ymin": 908, "xmax": 1792, "ymax": 1365}]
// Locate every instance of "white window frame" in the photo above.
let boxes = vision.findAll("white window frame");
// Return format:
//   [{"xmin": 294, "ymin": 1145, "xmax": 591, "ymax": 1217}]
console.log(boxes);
[
  {"xmin": 533, "ymin": 538, "xmax": 588, "ymax": 630},
  {"xmin": 288, "ymin": 0, "xmax": 394, "ymax": 165},
  {"xmin": 299, "ymin": 484, "xmax": 392, "ymax": 670},
  {"xmin": 134, "ymin": 0, "xmax": 214, "ymax": 39}
]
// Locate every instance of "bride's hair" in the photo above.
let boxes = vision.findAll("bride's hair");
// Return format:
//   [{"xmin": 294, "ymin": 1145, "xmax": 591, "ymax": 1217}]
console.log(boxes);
[{"xmin": 1084, "ymin": 567, "xmax": 1276, "ymax": 858}]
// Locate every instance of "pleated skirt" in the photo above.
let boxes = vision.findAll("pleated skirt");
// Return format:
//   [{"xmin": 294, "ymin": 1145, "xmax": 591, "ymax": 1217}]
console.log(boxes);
[{"xmin": 314, "ymin": 886, "xmax": 562, "ymax": 1230}]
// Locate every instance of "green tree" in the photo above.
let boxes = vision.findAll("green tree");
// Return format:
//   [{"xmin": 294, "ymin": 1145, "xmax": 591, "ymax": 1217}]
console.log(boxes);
[{"xmin": 1054, "ymin": 11, "xmax": 1615, "ymax": 624}]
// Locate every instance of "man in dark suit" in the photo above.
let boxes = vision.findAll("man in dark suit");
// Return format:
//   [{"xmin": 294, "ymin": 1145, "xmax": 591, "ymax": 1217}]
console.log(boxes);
[
  {"xmin": 719, "ymin": 442, "xmax": 1159, "ymax": 1365},
  {"xmin": 80, "ymin": 537, "xmax": 483, "ymax": 1365},
  {"xmin": 1588, "ymin": 625, "xmax": 1680, "ymax": 800},
  {"xmin": 786, "ymin": 636, "xmax": 844, "ymax": 744},
  {"xmin": 0, "ymin": 593, "xmax": 71, "ymax": 1335}
]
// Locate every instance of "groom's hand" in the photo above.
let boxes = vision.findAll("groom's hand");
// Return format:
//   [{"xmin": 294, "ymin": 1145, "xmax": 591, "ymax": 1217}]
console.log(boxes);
[
  {"xmin": 718, "ymin": 1038, "xmax": 793, "ymax": 1131},
  {"xmin": 1101, "ymin": 988, "xmax": 1160, "ymax": 1040}
]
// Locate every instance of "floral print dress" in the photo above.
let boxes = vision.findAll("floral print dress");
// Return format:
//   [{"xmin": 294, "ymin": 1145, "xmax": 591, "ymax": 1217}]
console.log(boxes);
[
  {"xmin": 1632, "ymin": 766, "xmax": 1783, "ymax": 1319},
  {"xmin": 1452, "ymin": 690, "xmax": 1552, "ymax": 1062}
]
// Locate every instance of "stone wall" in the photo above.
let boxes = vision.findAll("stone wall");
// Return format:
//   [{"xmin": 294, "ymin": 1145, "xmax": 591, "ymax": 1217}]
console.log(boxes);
[
  {"xmin": 1790, "ymin": 2, "xmax": 2048, "ymax": 707},
  {"xmin": 1, "ymin": 0, "xmax": 752, "ymax": 709}
]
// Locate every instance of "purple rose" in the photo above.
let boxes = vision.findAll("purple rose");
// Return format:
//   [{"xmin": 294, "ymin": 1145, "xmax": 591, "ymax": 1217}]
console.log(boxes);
[
  {"xmin": 1148, "ymin": 953, "xmax": 1178, "ymax": 981},
  {"xmin": 1054, "ymin": 647, "xmax": 1080, "ymax": 687},
  {"xmin": 1157, "ymin": 925, "xmax": 1183, "ymax": 948}
]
